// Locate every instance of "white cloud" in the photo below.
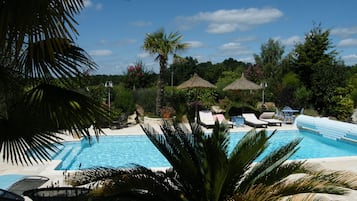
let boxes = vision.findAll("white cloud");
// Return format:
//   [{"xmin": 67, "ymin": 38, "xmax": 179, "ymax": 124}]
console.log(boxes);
[
  {"xmin": 220, "ymin": 42, "xmax": 243, "ymax": 50},
  {"xmin": 89, "ymin": 49, "xmax": 113, "ymax": 56},
  {"xmin": 83, "ymin": 0, "xmax": 92, "ymax": 8},
  {"xmin": 219, "ymin": 42, "xmax": 252, "ymax": 56},
  {"xmin": 239, "ymin": 56, "xmax": 255, "ymax": 64},
  {"xmin": 280, "ymin": 35, "xmax": 302, "ymax": 46},
  {"xmin": 338, "ymin": 38, "xmax": 357, "ymax": 47},
  {"xmin": 342, "ymin": 54, "xmax": 357, "ymax": 65},
  {"xmin": 137, "ymin": 52, "xmax": 150, "ymax": 58},
  {"xmin": 176, "ymin": 8, "xmax": 283, "ymax": 34},
  {"xmin": 331, "ymin": 27, "xmax": 357, "ymax": 37},
  {"xmin": 186, "ymin": 41, "xmax": 204, "ymax": 48},
  {"xmin": 83, "ymin": 0, "xmax": 102, "ymax": 10}
]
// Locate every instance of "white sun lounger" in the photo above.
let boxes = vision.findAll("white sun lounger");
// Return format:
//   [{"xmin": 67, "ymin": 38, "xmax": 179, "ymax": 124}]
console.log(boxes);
[
  {"xmin": 259, "ymin": 112, "xmax": 282, "ymax": 126},
  {"xmin": 212, "ymin": 114, "xmax": 234, "ymax": 128},
  {"xmin": 242, "ymin": 113, "xmax": 268, "ymax": 128},
  {"xmin": 199, "ymin": 110, "xmax": 215, "ymax": 128}
]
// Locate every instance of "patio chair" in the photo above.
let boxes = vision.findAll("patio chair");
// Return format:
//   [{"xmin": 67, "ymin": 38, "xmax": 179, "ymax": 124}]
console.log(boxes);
[
  {"xmin": 259, "ymin": 112, "xmax": 282, "ymax": 126},
  {"xmin": 0, "ymin": 174, "xmax": 49, "ymax": 196},
  {"xmin": 198, "ymin": 110, "xmax": 215, "ymax": 128},
  {"xmin": 212, "ymin": 114, "xmax": 234, "ymax": 128},
  {"xmin": 0, "ymin": 188, "xmax": 24, "ymax": 201},
  {"xmin": 242, "ymin": 113, "xmax": 268, "ymax": 128}
]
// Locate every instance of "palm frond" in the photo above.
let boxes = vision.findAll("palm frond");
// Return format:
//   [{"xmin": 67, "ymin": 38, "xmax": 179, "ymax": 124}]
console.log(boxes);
[
  {"xmin": 0, "ymin": 0, "xmax": 85, "ymax": 55},
  {"xmin": 238, "ymin": 137, "xmax": 302, "ymax": 192},
  {"xmin": 18, "ymin": 38, "xmax": 97, "ymax": 83},
  {"xmin": 141, "ymin": 121, "xmax": 203, "ymax": 193},
  {"xmin": 271, "ymin": 175, "xmax": 348, "ymax": 197},
  {"xmin": 0, "ymin": 83, "xmax": 109, "ymax": 164},
  {"xmin": 222, "ymin": 129, "xmax": 270, "ymax": 195},
  {"xmin": 67, "ymin": 165, "xmax": 185, "ymax": 201}
]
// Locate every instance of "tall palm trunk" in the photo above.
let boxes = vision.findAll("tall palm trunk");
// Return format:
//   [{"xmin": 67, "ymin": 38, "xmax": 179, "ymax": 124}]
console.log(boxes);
[{"xmin": 156, "ymin": 56, "xmax": 167, "ymax": 115}]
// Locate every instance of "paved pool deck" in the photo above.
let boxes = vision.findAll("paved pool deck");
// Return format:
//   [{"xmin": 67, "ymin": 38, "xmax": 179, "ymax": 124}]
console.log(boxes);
[{"xmin": 2, "ymin": 122, "xmax": 357, "ymax": 200}]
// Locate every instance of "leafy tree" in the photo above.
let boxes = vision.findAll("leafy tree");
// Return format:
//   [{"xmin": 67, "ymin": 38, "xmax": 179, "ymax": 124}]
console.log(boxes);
[
  {"xmin": 112, "ymin": 84, "xmax": 136, "ymax": 115},
  {"xmin": 254, "ymin": 38, "xmax": 285, "ymax": 73},
  {"xmin": 244, "ymin": 64, "xmax": 264, "ymax": 83},
  {"xmin": 143, "ymin": 28, "xmax": 189, "ymax": 115},
  {"xmin": 254, "ymin": 39, "xmax": 285, "ymax": 105},
  {"xmin": 348, "ymin": 73, "xmax": 357, "ymax": 107},
  {"xmin": 0, "ymin": 0, "xmax": 109, "ymax": 164},
  {"xmin": 292, "ymin": 24, "xmax": 348, "ymax": 114},
  {"xmin": 125, "ymin": 60, "xmax": 156, "ymax": 90},
  {"xmin": 328, "ymin": 87, "xmax": 354, "ymax": 121},
  {"xmin": 68, "ymin": 122, "xmax": 351, "ymax": 200},
  {"xmin": 294, "ymin": 86, "xmax": 312, "ymax": 109}
]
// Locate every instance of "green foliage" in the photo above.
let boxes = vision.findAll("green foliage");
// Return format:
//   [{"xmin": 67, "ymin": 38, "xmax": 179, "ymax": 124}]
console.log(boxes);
[
  {"xmin": 164, "ymin": 88, "xmax": 188, "ymax": 120},
  {"xmin": 112, "ymin": 84, "xmax": 135, "ymax": 115},
  {"xmin": 0, "ymin": 0, "xmax": 109, "ymax": 165},
  {"xmin": 292, "ymin": 24, "xmax": 348, "ymax": 114},
  {"xmin": 294, "ymin": 86, "xmax": 312, "ymax": 109},
  {"xmin": 134, "ymin": 87, "xmax": 157, "ymax": 115},
  {"xmin": 216, "ymin": 71, "xmax": 241, "ymax": 96},
  {"xmin": 282, "ymin": 72, "xmax": 300, "ymax": 88},
  {"xmin": 328, "ymin": 87, "xmax": 354, "ymax": 121}
]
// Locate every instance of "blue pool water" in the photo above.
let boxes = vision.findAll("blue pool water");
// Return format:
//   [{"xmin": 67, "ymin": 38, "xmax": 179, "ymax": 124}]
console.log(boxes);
[{"xmin": 54, "ymin": 130, "xmax": 357, "ymax": 170}]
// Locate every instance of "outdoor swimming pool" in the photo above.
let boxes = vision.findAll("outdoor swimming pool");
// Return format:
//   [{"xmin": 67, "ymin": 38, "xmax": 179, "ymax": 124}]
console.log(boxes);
[{"xmin": 53, "ymin": 129, "xmax": 357, "ymax": 170}]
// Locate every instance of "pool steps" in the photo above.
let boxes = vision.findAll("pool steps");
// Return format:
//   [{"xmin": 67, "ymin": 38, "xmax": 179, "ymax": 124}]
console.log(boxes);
[
  {"xmin": 58, "ymin": 146, "xmax": 83, "ymax": 170},
  {"xmin": 296, "ymin": 115, "xmax": 357, "ymax": 143},
  {"xmin": 53, "ymin": 140, "xmax": 89, "ymax": 170}
]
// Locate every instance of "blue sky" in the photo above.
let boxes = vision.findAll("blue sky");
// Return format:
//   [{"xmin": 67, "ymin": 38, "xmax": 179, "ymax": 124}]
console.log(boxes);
[{"xmin": 76, "ymin": 0, "xmax": 357, "ymax": 75}]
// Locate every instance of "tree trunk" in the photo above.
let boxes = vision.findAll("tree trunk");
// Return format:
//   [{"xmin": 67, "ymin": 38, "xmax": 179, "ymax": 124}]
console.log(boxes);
[{"xmin": 156, "ymin": 57, "xmax": 167, "ymax": 115}]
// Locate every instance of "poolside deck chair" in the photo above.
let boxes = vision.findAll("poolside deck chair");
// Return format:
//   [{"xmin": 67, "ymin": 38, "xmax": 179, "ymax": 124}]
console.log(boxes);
[
  {"xmin": 242, "ymin": 113, "xmax": 268, "ymax": 128},
  {"xmin": 0, "ymin": 188, "xmax": 24, "ymax": 201},
  {"xmin": 7, "ymin": 175, "xmax": 49, "ymax": 196},
  {"xmin": 259, "ymin": 112, "xmax": 282, "ymax": 126},
  {"xmin": 199, "ymin": 110, "xmax": 215, "ymax": 128},
  {"xmin": 212, "ymin": 114, "xmax": 234, "ymax": 128}
]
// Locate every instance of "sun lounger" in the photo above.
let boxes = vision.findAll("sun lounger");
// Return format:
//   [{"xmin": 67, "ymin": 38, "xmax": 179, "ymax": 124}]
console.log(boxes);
[
  {"xmin": 212, "ymin": 114, "xmax": 234, "ymax": 128},
  {"xmin": 0, "ymin": 188, "xmax": 25, "ymax": 201},
  {"xmin": 259, "ymin": 112, "xmax": 282, "ymax": 126},
  {"xmin": 242, "ymin": 113, "xmax": 268, "ymax": 128},
  {"xmin": 199, "ymin": 110, "xmax": 215, "ymax": 128}
]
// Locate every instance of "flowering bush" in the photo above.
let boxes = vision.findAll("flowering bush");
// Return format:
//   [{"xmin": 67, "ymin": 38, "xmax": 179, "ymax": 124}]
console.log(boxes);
[{"xmin": 127, "ymin": 64, "xmax": 144, "ymax": 90}]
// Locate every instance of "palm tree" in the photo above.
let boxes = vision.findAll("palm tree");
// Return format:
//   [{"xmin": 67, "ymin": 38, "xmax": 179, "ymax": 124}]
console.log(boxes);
[
  {"xmin": 0, "ymin": 0, "xmax": 109, "ymax": 165},
  {"xmin": 143, "ymin": 28, "xmax": 188, "ymax": 115},
  {"xmin": 68, "ymin": 121, "xmax": 354, "ymax": 200}
]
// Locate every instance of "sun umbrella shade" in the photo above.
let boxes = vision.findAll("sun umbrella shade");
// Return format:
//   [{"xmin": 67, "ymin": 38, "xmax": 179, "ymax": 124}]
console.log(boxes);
[
  {"xmin": 223, "ymin": 73, "xmax": 262, "ymax": 91},
  {"xmin": 177, "ymin": 73, "xmax": 216, "ymax": 89}
]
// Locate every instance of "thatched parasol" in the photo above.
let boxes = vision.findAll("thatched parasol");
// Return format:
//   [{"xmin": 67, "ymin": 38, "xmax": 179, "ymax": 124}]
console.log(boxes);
[
  {"xmin": 177, "ymin": 73, "xmax": 216, "ymax": 122},
  {"xmin": 177, "ymin": 73, "xmax": 216, "ymax": 89},
  {"xmin": 223, "ymin": 73, "xmax": 261, "ymax": 91}
]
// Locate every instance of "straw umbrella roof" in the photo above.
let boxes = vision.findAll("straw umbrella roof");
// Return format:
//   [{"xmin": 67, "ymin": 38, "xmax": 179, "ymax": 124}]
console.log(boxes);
[
  {"xmin": 177, "ymin": 73, "xmax": 216, "ymax": 89},
  {"xmin": 223, "ymin": 73, "xmax": 262, "ymax": 91}
]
